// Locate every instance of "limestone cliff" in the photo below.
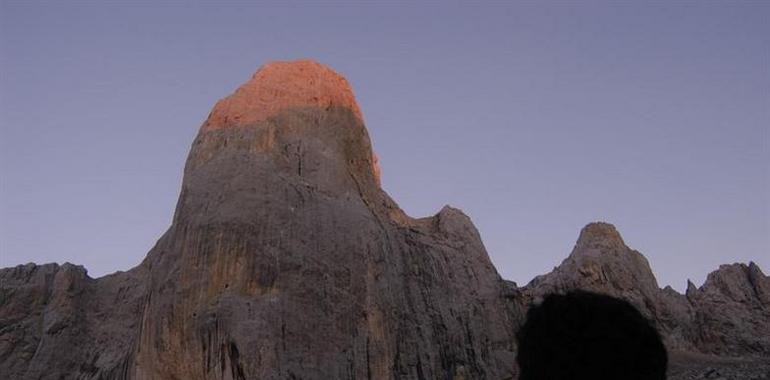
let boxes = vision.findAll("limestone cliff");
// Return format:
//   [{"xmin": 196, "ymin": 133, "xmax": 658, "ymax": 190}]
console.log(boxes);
[
  {"xmin": 1, "ymin": 61, "xmax": 767, "ymax": 380},
  {"xmin": 1, "ymin": 60, "xmax": 519, "ymax": 380}
]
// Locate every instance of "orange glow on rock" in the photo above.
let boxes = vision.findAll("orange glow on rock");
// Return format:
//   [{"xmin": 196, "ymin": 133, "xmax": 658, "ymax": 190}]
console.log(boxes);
[
  {"xmin": 202, "ymin": 60, "xmax": 363, "ymax": 131},
  {"xmin": 372, "ymin": 151, "xmax": 381, "ymax": 186},
  {"xmin": 200, "ymin": 59, "xmax": 380, "ymax": 185}
]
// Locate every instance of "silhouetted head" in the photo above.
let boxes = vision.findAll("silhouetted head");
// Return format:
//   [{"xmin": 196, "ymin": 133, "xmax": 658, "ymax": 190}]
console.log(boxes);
[{"xmin": 517, "ymin": 291, "xmax": 667, "ymax": 380}]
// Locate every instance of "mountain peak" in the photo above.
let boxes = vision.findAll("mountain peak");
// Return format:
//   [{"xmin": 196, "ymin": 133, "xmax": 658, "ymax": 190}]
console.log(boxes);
[
  {"xmin": 187, "ymin": 60, "xmax": 381, "ymax": 190},
  {"xmin": 575, "ymin": 222, "xmax": 626, "ymax": 249},
  {"xmin": 202, "ymin": 59, "xmax": 363, "ymax": 131}
]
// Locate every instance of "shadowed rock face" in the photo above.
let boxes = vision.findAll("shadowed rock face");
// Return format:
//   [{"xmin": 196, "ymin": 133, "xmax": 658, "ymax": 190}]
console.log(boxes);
[{"xmin": 0, "ymin": 60, "xmax": 767, "ymax": 379}]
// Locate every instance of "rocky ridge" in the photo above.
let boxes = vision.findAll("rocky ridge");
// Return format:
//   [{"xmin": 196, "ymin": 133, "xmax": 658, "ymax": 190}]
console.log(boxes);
[
  {"xmin": 522, "ymin": 222, "xmax": 770, "ymax": 358},
  {"xmin": 1, "ymin": 60, "xmax": 767, "ymax": 379},
  {"xmin": 521, "ymin": 222, "xmax": 770, "ymax": 379}
]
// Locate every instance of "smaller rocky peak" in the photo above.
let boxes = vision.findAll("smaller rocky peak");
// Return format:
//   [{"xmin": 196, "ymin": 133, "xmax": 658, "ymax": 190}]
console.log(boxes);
[
  {"xmin": 0, "ymin": 262, "xmax": 87, "ymax": 285},
  {"xmin": 553, "ymin": 222, "xmax": 662, "ymax": 297},
  {"xmin": 58, "ymin": 262, "xmax": 88, "ymax": 275},
  {"xmin": 434, "ymin": 205, "xmax": 478, "ymax": 240},
  {"xmin": 524, "ymin": 222, "xmax": 660, "ymax": 300},
  {"xmin": 436, "ymin": 205, "xmax": 469, "ymax": 220},
  {"xmin": 685, "ymin": 279, "xmax": 699, "ymax": 299},
  {"xmin": 574, "ymin": 222, "xmax": 627, "ymax": 252},
  {"xmin": 705, "ymin": 263, "xmax": 748, "ymax": 284},
  {"xmin": 53, "ymin": 263, "xmax": 90, "ymax": 284},
  {"xmin": 700, "ymin": 263, "xmax": 767, "ymax": 304},
  {"xmin": 661, "ymin": 285, "xmax": 681, "ymax": 296}
]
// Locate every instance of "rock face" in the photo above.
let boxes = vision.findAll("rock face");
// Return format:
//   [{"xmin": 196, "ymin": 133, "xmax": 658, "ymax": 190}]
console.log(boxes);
[
  {"xmin": 1, "ymin": 60, "xmax": 519, "ymax": 379},
  {"xmin": 0, "ymin": 60, "xmax": 767, "ymax": 379},
  {"xmin": 686, "ymin": 262, "xmax": 770, "ymax": 356},
  {"xmin": 523, "ymin": 222, "xmax": 770, "ymax": 358},
  {"xmin": 524, "ymin": 223, "xmax": 662, "ymax": 319},
  {"xmin": 0, "ymin": 263, "xmax": 146, "ymax": 378}
]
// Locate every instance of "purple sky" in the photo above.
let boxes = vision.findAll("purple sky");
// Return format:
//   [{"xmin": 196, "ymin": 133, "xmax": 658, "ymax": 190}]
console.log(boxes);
[{"xmin": 1, "ymin": 1, "xmax": 768, "ymax": 291}]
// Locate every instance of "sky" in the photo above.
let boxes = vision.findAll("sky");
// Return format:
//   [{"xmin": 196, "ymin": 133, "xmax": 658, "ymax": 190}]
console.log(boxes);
[{"xmin": 1, "ymin": 1, "xmax": 768, "ymax": 291}]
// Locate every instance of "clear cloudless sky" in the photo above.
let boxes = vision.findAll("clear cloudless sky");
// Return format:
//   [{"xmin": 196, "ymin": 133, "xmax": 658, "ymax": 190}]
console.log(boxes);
[{"xmin": 1, "ymin": 1, "xmax": 768, "ymax": 291}]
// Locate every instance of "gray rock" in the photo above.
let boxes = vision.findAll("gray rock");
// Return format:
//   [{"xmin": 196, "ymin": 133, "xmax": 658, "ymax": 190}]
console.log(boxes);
[
  {"xmin": 521, "ymin": 221, "xmax": 770, "ymax": 374},
  {"xmin": 686, "ymin": 262, "xmax": 770, "ymax": 356},
  {"xmin": 523, "ymin": 222, "xmax": 663, "ymax": 319},
  {"xmin": 1, "ymin": 60, "xmax": 767, "ymax": 379},
  {"xmin": 667, "ymin": 351, "xmax": 770, "ymax": 380},
  {"xmin": 1, "ymin": 60, "xmax": 518, "ymax": 379},
  {"xmin": 0, "ymin": 262, "xmax": 146, "ymax": 379}
]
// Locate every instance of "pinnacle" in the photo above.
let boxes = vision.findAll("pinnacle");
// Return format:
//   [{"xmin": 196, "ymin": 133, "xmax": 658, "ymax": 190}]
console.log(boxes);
[{"xmin": 575, "ymin": 222, "xmax": 626, "ymax": 249}]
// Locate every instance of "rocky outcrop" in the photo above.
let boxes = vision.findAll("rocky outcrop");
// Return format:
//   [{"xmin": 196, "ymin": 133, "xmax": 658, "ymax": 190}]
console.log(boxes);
[
  {"xmin": 0, "ymin": 263, "xmax": 146, "ymax": 379},
  {"xmin": 686, "ymin": 262, "xmax": 770, "ymax": 356},
  {"xmin": 0, "ymin": 60, "xmax": 767, "ymax": 379},
  {"xmin": 522, "ymin": 222, "xmax": 770, "ymax": 358},
  {"xmin": 524, "ymin": 223, "xmax": 663, "ymax": 319}
]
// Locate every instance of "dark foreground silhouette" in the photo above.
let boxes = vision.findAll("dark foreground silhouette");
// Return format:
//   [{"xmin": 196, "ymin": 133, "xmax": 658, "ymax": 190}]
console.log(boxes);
[{"xmin": 517, "ymin": 291, "xmax": 668, "ymax": 380}]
